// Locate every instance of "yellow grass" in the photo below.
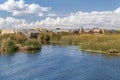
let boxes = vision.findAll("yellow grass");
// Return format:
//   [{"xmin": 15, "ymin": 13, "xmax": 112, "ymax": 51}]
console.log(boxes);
[{"xmin": 61, "ymin": 34, "xmax": 120, "ymax": 53}]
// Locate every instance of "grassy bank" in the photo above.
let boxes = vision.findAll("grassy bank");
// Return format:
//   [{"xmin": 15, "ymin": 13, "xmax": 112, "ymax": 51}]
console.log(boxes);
[
  {"xmin": 0, "ymin": 34, "xmax": 41, "ymax": 54},
  {"xmin": 37, "ymin": 32, "xmax": 120, "ymax": 55},
  {"xmin": 1, "ymin": 32, "xmax": 120, "ymax": 55},
  {"xmin": 61, "ymin": 34, "xmax": 120, "ymax": 55}
]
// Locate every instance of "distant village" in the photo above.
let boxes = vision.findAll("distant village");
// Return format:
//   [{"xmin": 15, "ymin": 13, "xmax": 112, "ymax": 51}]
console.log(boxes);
[{"xmin": 0, "ymin": 27, "xmax": 117, "ymax": 39}]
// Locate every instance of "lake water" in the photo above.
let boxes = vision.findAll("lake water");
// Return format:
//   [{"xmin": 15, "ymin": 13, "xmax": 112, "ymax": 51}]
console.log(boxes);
[{"xmin": 0, "ymin": 45, "xmax": 120, "ymax": 80}]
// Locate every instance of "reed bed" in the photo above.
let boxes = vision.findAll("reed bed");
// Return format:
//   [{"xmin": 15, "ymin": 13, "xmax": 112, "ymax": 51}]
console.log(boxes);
[{"xmin": 61, "ymin": 34, "xmax": 120, "ymax": 53}]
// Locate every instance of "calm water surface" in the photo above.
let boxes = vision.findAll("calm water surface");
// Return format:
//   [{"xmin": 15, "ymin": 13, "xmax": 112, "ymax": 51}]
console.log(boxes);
[{"xmin": 0, "ymin": 45, "xmax": 120, "ymax": 80}]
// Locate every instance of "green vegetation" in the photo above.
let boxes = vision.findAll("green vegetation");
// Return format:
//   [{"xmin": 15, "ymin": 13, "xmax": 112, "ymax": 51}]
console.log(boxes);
[
  {"xmin": 37, "ymin": 32, "xmax": 63, "ymax": 44},
  {"xmin": 0, "ymin": 34, "xmax": 27, "ymax": 43},
  {"xmin": 61, "ymin": 34, "xmax": 120, "ymax": 55},
  {"xmin": 23, "ymin": 39, "xmax": 41, "ymax": 50},
  {"xmin": 37, "ymin": 32, "xmax": 51, "ymax": 44},
  {"xmin": 0, "ymin": 34, "xmax": 41, "ymax": 54},
  {"xmin": 0, "ymin": 38, "xmax": 17, "ymax": 53},
  {"xmin": 1, "ymin": 31, "xmax": 120, "ymax": 55},
  {"xmin": 37, "ymin": 31, "xmax": 120, "ymax": 55}
]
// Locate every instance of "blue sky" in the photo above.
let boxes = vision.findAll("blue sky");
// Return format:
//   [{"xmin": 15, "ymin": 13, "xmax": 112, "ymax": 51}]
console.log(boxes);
[
  {"xmin": 25, "ymin": 0, "xmax": 120, "ymax": 12},
  {"xmin": 0, "ymin": 0, "xmax": 120, "ymax": 29},
  {"xmin": 0, "ymin": 0, "xmax": 120, "ymax": 21}
]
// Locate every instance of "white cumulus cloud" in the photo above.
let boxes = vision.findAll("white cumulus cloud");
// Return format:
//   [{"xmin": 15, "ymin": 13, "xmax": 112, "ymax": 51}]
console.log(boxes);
[
  {"xmin": 1, "ymin": 7, "xmax": 120, "ymax": 29},
  {"xmin": 0, "ymin": 0, "xmax": 51, "ymax": 16},
  {"xmin": 114, "ymin": 7, "xmax": 120, "ymax": 13},
  {"xmin": 36, "ymin": 8, "xmax": 120, "ymax": 29},
  {"xmin": 0, "ymin": 17, "xmax": 30, "ymax": 29},
  {"xmin": 47, "ymin": 13, "xmax": 57, "ymax": 17}
]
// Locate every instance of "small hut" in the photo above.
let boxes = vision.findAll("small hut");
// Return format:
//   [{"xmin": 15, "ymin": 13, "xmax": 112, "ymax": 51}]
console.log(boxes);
[
  {"xmin": 92, "ymin": 28, "xmax": 103, "ymax": 34},
  {"xmin": 21, "ymin": 29, "xmax": 40, "ymax": 39},
  {"xmin": 1, "ymin": 29, "xmax": 18, "ymax": 35}
]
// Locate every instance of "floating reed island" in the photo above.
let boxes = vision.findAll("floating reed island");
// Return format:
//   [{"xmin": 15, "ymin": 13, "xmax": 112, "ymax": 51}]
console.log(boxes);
[
  {"xmin": 0, "ymin": 34, "xmax": 41, "ymax": 54},
  {"xmin": 61, "ymin": 34, "xmax": 120, "ymax": 55},
  {"xmin": 0, "ymin": 28, "xmax": 120, "ymax": 55}
]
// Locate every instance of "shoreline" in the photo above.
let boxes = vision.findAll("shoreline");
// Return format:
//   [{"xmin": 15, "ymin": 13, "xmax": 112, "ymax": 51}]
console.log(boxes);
[{"xmin": 80, "ymin": 49, "xmax": 120, "ymax": 56}]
